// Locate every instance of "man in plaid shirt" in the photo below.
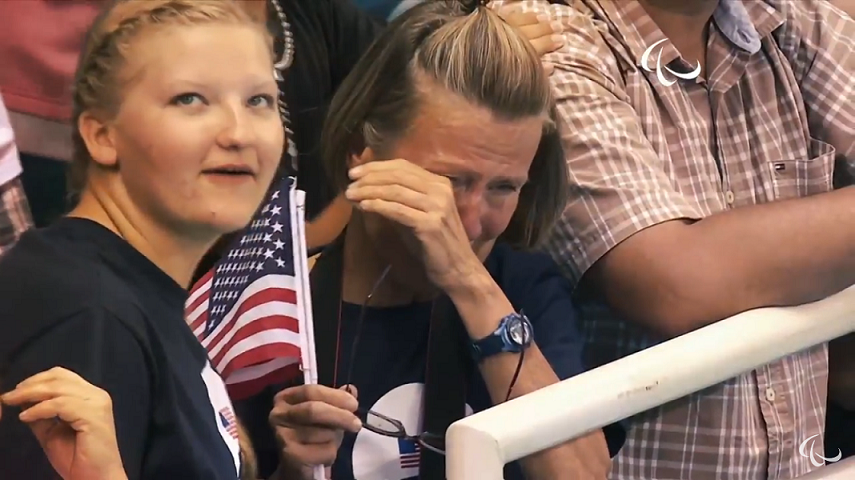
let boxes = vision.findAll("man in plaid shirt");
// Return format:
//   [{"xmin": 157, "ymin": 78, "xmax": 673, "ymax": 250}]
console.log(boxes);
[
  {"xmin": 0, "ymin": 95, "xmax": 33, "ymax": 255},
  {"xmin": 491, "ymin": 0, "xmax": 855, "ymax": 478}
]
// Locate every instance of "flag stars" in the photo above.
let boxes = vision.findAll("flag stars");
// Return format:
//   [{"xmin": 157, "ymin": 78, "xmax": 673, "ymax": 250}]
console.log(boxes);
[{"xmin": 198, "ymin": 182, "xmax": 296, "ymax": 331}]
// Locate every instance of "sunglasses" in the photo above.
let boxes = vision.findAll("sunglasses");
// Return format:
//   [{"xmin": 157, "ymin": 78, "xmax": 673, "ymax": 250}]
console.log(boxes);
[{"xmin": 341, "ymin": 265, "xmax": 447, "ymax": 455}]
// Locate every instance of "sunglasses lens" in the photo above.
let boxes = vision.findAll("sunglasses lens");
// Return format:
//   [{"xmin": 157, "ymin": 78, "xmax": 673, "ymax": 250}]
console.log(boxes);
[{"xmin": 363, "ymin": 410, "xmax": 401, "ymax": 435}]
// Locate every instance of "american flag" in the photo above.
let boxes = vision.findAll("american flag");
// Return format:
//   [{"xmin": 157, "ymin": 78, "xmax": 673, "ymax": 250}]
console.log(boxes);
[
  {"xmin": 219, "ymin": 407, "xmax": 239, "ymax": 440},
  {"xmin": 397, "ymin": 438, "xmax": 421, "ymax": 470},
  {"xmin": 186, "ymin": 177, "xmax": 302, "ymax": 400}
]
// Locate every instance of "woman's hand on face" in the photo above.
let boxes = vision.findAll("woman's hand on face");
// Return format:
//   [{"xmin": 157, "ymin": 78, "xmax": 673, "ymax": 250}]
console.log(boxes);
[
  {"xmin": 0, "ymin": 367, "xmax": 128, "ymax": 480},
  {"xmin": 269, "ymin": 384, "xmax": 361, "ymax": 476},
  {"xmin": 345, "ymin": 159, "xmax": 483, "ymax": 292},
  {"xmin": 496, "ymin": 2, "xmax": 565, "ymax": 75}
]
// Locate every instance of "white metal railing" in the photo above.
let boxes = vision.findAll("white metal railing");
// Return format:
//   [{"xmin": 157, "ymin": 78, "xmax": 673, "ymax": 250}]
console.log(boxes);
[
  {"xmin": 796, "ymin": 457, "xmax": 855, "ymax": 479},
  {"xmin": 446, "ymin": 285, "xmax": 855, "ymax": 479}
]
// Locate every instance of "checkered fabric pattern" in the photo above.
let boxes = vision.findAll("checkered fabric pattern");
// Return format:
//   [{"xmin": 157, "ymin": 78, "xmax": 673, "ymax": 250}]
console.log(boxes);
[
  {"xmin": 491, "ymin": 0, "xmax": 855, "ymax": 478},
  {"xmin": 0, "ymin": 177, "xmax": 32, "ymax": 256}
]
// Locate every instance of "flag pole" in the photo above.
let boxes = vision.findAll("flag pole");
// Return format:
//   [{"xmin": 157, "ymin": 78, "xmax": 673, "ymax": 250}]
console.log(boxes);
[{"xmin": 288, "ymin": 181, "xmax": 324, "ymax": 480}]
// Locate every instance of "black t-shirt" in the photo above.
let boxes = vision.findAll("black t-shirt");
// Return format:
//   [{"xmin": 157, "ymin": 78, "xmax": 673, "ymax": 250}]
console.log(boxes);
[
  {"xmin": 0, "ymin": 218, "xmax": 242, "ymax": 480},
  {"xmin": 277, "ymin": 0, "xmax": 383, "ymax": 219},
  {"xmin": 236, "ymin": 243, "xmax": 626, "ymax": 480}
]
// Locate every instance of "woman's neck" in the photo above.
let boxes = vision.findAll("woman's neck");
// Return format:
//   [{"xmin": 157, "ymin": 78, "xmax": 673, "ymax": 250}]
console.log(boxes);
[
  {"xmin": 69, "ymin": 188, "xmax": 217, "ymax": 289},
  {"xmin": 341, "ymin": 213, "xmax": 436, "ymax": 306}
]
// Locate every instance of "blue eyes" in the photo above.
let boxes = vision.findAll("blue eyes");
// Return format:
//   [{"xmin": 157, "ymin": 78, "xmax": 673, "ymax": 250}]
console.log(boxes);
[
  {"xmin": 172, "ymin": 93, "xmax": 203, "ymax": 106},
  {"xmin": 169, "ymin": 93, "xmax": 276, "ymax": 109}
]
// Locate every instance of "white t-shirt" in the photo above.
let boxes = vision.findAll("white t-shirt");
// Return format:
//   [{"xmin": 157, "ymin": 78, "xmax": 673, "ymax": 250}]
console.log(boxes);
[{"xmin": 0, "ymin": 95, "xmax": 22, "ymax": 186}]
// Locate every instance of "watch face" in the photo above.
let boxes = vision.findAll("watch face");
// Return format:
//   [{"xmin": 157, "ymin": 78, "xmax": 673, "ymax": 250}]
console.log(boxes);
[{"xmin": 507, "ymin": 316, "xmax": 532, "ymax": 345}]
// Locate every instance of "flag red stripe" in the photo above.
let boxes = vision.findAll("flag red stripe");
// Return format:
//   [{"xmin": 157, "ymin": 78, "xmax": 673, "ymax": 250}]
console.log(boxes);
[
  {"xmin": 203, "ymin": 287, "xmax": 297, "ymax": 353},
  {"xmin": 189, "ymin": 307, "xmax": 209, "ymax": 334},
  {"xmin": 226, "ymin": 363, "xmax": 301, "ymax": 400},
  {"xmin": 186, "ymin": 270, "xmax": 214, "ymax": 313},
  {"xmin": 210, "ymin": 313, "xmax": 299, "ymax": 369},
  {"xmin": 218, "ymin": 338, "xmax": 301, "ymax": 378}
]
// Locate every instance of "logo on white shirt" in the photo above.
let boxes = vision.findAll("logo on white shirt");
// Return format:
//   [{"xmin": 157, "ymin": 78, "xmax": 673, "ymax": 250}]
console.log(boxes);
[
  {"xmin": 201, "ymin": 360, "xmax": 242, "ymax": 476},
  {"xmin": 351, "ymin": 383, "xmax": 473, "ymax": 480},
  {"xmin": 641, "ymin": 38, "xmax": 702, "ymax": 86}
]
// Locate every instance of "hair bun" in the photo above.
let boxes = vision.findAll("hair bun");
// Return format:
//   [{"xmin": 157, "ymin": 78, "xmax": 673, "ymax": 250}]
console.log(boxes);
[{"xmin": 459, "ymin": 0, "xmax": 490, "ymax": 14}]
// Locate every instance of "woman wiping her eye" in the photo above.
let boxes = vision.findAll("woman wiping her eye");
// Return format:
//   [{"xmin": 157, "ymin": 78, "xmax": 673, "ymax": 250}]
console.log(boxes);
[{"xmin": 237, "ymin": 2, "xmax": 625, "ymax": 479}]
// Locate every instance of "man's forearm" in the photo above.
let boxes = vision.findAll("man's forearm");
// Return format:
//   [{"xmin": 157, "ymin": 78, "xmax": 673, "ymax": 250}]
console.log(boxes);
[{"xmin": 596, "ymin": 186, "xmax": 855, "ymax": 337}]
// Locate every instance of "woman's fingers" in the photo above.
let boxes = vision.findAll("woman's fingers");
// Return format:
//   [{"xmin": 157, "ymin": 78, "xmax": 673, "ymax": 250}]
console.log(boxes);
[
  {"xmin": 348, "ymin": 161, "xmax": 444, "ymax": 194},
  {"xmin": 277, "ymin": 384, "xmax": 358, "ymax": 412},
  {"xmin": 356, "ymin": 199, "xmax": 425, "ymax": 230},
  {"xmin": 283, "ymin": 438, "xmax": 340, "ymax": 467},
  {"xmin": 346, "ymin": 184, "xmax": 434, "ymax": 213},
  {"xmin": 292, "ymin": 425, "xmax": 339, "ymax": 445},
  {"xmin": 523, "ymin": 31, "xmax": 565, "ymax": 57},
  {"xmin": 339, "ymin": 384, "xmax": 358, "ymax": 398},
  {"xmin": 346, "ymin": 161, "xmax": 455, "ymax": 217},
  {"xmin": 2, "ymin": 383, "xmax": 70, "ymax": 407},
  {"xmin": 497, "ymin": 7, "xmax": 565, "ymax": 56},
  {"xmin": 278, "ymin": 401, "xmax": 362, "ymax": 433},
  {"xmin": 496, "ymin": 4, "xmax": 538, "ymax": 26},
  {"xmin": 2, "ymin": 379, "xmax": 104, "ymax": 409},
  {"xmin": 13, "ymin": 367, "xmax": 83, "ymax": 391},
  {"xmin": 272, "ymin": 385, "xmax": 361, "ymax": 433},
  {"xmin": 18, "ymin": 396, "xmax": 86, "ymax": 425},
  {"xmin": 2, "ymin": 367, "xmax": 95, "ymax": 407}
]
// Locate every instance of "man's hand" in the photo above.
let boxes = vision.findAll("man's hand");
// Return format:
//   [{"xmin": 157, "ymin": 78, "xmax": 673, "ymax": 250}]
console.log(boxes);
[{"xmin": 496, "ymin": 2, "xmax": 565, "ymax": 75}]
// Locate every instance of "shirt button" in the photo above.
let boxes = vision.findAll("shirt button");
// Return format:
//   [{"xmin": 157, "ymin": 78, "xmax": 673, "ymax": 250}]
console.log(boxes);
[
  {"xmin": 765, "ymin": 387, "xmax": 776, "ymax": 401},
  {"xmin": 725, "ymin": 191, "xmax": 735, "ymax": 205}
]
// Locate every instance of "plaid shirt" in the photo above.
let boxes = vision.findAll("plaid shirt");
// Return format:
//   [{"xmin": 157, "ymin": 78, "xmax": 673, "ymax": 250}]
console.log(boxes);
[
  {"xmin": 492, "ymin": 0, "xmax": 855, "ymax": 478},
  {"xmin": 0, "ymin": 177, "xmax": 32, "ymax": 255}
]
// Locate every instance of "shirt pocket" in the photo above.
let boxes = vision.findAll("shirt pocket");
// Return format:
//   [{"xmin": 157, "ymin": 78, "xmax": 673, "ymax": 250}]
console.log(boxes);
[{"xmin": 767, "ymin": 138, "xmax": 836, "ymax": 201}]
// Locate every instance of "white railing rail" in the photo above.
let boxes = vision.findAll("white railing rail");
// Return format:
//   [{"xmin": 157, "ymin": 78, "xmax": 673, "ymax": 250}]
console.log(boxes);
[
  {"xmin": 796, "ymin": 457, "xmax": 855, "ymax": 479},
  {"xmin": 446, "ymin": 285, "xmax": 855, "ymax": 479}
]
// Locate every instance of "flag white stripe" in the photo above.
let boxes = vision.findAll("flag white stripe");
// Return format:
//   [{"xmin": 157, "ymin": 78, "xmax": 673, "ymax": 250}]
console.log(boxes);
[
  {"xmin": 195, "ymin": 274, "xmax": 297, "ymax": 340},
  {"xmin": 186, "ymin": 276, "xmax": 212, "ymax": 306},
  {"xmin": 225, "ymin": 357, "xmax": 299, "ymax": 385},
  {"xmin": 204, "ymin": 300, "xmax": 299, "ymax": 357},
  {"xmin": 213, "ymin": 328, "xmax": 301, "ymax": 373}
]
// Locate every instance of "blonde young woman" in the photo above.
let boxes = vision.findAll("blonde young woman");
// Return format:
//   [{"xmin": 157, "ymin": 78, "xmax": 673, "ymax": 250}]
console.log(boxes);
[{"xmin": 0, "ymin": 1, "xmax": 282, "ymax": 479}]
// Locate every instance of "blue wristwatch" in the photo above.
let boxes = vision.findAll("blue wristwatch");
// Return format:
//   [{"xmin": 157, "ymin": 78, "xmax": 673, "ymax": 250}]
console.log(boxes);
[{"xmin": 470, "ymin": 311, "xmax": 533, "ymax": 362}]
